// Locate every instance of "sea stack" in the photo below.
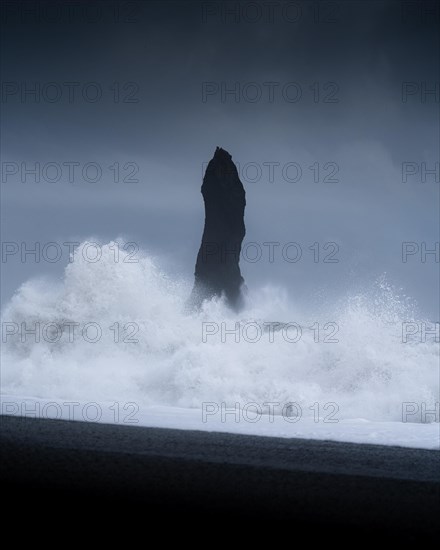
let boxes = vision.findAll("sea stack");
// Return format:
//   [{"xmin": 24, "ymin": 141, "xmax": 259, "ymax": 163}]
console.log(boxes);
[{"xmin": 190, "ymin": 147, "xmax": 246, "ymax": 310}]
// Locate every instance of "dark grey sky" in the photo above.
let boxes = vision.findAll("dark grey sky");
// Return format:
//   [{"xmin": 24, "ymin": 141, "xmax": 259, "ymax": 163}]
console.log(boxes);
[{"xmin": 1, "ymin": 0, "xmax": 439, "ymax": 318}]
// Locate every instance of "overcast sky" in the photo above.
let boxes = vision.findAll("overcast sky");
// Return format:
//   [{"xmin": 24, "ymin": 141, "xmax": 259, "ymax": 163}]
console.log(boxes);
[{"xmin": 1, "ymin": 0, "xmax": 439, "ymax": 318}]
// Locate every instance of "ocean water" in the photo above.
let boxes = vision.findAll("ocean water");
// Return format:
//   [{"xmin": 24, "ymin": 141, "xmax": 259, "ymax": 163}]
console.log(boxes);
[{"xmin": 1, "ymin": 241, "xmax": 438, "ymax": 427}]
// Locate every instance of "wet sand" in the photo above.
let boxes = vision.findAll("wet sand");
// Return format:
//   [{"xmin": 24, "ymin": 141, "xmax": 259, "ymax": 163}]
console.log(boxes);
[{"xmin": 1, "ymin": 415, "xmax": 439, "ymax": 540}]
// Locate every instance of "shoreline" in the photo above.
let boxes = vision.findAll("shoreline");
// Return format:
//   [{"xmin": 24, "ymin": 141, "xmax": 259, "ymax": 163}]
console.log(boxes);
[{"xmin": 2, "ymin": 394, "xmax": 438, "ymax": 450}]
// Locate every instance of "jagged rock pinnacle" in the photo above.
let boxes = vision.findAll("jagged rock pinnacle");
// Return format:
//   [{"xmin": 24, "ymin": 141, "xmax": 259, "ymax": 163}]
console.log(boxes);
[{"xmin": 190, "ymin": 147, "xmax": 246, "ymax": 310}]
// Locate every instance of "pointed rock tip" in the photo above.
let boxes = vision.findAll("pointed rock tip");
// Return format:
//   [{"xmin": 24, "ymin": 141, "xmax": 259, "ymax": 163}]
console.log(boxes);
[{"xmin": 214, "ymin": 146, "xmax": 232, "ymax": 161}]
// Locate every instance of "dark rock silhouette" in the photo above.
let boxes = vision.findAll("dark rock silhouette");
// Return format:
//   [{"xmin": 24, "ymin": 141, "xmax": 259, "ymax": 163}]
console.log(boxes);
[{"xmin": 190, "ymin": 147, "xmax": 246, "ymax": 310}]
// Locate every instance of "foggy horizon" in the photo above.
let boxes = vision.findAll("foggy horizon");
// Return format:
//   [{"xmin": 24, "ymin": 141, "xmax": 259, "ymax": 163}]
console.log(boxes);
[{"xmin": 1, "ymin": 0, "xmax": 439, "ymax": 320}]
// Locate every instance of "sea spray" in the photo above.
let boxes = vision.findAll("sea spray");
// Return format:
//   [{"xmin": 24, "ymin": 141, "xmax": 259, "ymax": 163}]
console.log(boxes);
[{"xmin": 1, "ymin": 241, "xmax": 438, "ymax": 423}]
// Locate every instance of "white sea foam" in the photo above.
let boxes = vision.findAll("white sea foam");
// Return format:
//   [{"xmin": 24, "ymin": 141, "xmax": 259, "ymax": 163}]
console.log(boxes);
[{"xmin": 1, "ymin": 241, "xmax": 438, "ymax": 426}]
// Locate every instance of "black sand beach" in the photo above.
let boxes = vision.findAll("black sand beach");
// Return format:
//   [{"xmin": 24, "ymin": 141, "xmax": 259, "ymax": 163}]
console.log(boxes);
[{"xmin": 1, "ymin": 415, "xmax": 439, "ymax": 540}]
